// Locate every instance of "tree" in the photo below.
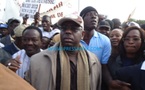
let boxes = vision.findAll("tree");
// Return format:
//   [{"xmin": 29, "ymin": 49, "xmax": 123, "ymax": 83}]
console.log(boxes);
[{"xmin": 128, "ymin": 18, "xmax": 145, "ymax": 25}]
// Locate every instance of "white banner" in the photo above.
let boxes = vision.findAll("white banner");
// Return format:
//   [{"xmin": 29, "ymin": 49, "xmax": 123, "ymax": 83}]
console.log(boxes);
[
  {"xmin": 25, "ymin": 0, "xmax": 55, "ymax": 4},
  {"xmin": 40, "ymin": 0, "xmax": 79, "ymax": 24},
  {"xmin": 1, "ymin": 0, "xmax": 21, "ymax": 23},
  {"xmin": 20, "ymin": 2, "xmax": 39, "ymax": 19}
]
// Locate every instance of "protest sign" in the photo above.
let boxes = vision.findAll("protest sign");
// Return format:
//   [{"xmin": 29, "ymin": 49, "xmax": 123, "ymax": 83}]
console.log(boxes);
[
  {"xmin": 20, "ymin": 2, "xmax": 39, "ymax": 19},
  {"xmin": 40, "ymin": 0, "xmax": 79, "ymax": 24},
  {"xmin": 25, "ymin": 0, "xmax": 55, "ymax": 4}
]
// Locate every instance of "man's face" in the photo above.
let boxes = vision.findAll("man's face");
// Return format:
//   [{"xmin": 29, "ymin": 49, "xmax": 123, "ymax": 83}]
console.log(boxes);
[
  {"xmin": 9, "ymin": 22, "xmax": 20, "ymax": 35},
  {"xmin": 98, "ymin": 27, "xmax": 110, "ymax": 37},
  {"xmin": 83, "ymin": 11, "xmax": 99, "ymax": 30},
  {"xmin": 41, "ymin": 37, "xmax": 50, "ymax": 49},
  {"xmin": 15, "ymin": 37, "xmax": 23, "ymax": 49},
  {"xmin": 42, "ymin": 16, "xmax": 51, "ymax": 31},
  {"xmin": 0, "ymin": 28, "xmax": 9, "ymax": 36},
  {"xmin": 60, "ymin": 21, "xmax": 84, "ymax": 48},
  {"xmin": 22, "ymin": 29, "xmax": 42, "ymax": 57}
]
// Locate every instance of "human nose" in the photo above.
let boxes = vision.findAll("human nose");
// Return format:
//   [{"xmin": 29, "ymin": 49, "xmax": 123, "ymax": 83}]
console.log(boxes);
[
  {"xmin": 27, "ymin": 40, "xmax": 33, "ymax": 45},
  {"xmin": 64, "ymin": 29, "xmax": 72, "ymax": 34},
  {"xmin": 42, "ymin": 21, "xmax": 46, "ymax": 25},
  {"xmin": 102, "ymin": 30, "xmax": 107, "ymax": 33}
]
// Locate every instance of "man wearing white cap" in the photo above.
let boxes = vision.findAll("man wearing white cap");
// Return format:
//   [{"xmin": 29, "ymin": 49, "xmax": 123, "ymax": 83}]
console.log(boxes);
[{"xmin": 25, "ymin": 15, "xmax": 101, "ymax": 90}]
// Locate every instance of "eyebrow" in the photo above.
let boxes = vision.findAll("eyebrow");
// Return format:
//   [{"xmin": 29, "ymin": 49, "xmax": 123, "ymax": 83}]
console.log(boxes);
[{"xmin": 125, "ymin": 36, "xmax": 140, "ymax": 38}]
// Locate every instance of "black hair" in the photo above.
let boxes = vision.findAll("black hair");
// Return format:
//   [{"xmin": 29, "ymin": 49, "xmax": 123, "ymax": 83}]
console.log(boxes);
[
  {"xmin": 112, "ymin": 18, "xmax": 121, "ymax": 29},
  {"xmin": 119, "ymin": 26, "xmax": 145, "ymax": 63},
  {"xmin": 140, "ymin": 24, "xmax": 145, "ymax": 30},
  {"xmin": 22, "ymin": 26, "xmax": 42, "ymax": 39},
  {"xmin": 105, "ymin": 19, "xmax": 114, "ymax": 30},
  {"xmin": 42, "ymin": 15, "xmax": 51, "ymax": 24},
  {"xmin": 80, "ymin": 6, "xmax": 98, "ymax": 19},
  {"xmin": 7, "ymin": 19, "xmax": 20, "ymax": 27}
]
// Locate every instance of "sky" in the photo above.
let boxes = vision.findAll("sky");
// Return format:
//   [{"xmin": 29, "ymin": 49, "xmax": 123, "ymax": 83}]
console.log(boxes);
[
  {"xmin": 39, "ymin": 0, "xmax": 145, "ymax": 23},
  {"xmin": 0, "ymin": 0, "xmax": 144, "ymax": 23},
  {"xmin": 78, "ymin": 0, "xmax": 144, "ymax": 22}
]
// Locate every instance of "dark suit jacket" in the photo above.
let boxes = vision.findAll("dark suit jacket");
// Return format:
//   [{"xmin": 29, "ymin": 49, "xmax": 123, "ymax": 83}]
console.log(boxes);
[
  {"xmin": 0, "ymin": 35, "xmax": 14, "ymax": 46},
  {"xmin": 116, "ymin": 62, "xmax": 145, "ymax": 90},
  {"xmin": 2, "ymin": 43, "xmax": 19, "ymax": 55},
  {"xmin": 0, "ymin": 48, "xmax": 11, "ymax": 64}
]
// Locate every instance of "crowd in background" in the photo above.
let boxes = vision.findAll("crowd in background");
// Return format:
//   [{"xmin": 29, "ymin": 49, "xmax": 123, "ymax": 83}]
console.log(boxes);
[{"xmin": 0, "ymin": 5, "xmax": 145, "ymax": 90}]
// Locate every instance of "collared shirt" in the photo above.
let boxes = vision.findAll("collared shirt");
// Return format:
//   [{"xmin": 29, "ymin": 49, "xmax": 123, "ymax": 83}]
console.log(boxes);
[
  {"xmin": 13, "ymin": 42, "xmax": 21, "ymax": 51},
  {"xmin": 42, "ymin": 31, "xmax": 54, "ymax": 38},
  {"xmin": 0, "ymin": 42, "xmax": 4, "ymax": 48},
  {"xmin": 12, "ymin": 49, "xmax": 43, "ymax": 78},
  {"xmin": 13, "ymin": 49, "xmax": 29, "ymax": 78},
  {"xmin": 2, "ymin": 42, "xmax": 20, "ymax": 55},
  {"xmin": 39, "ymin": 27, "xmax": 54, "ymax": 38},
  {"xmin": 0, "ymin": 34, "xmax": 14, "ymax": 46},
  {"xmin": 141, "ymin": 61, "xmax": 145, "ymax": 70},
  {"xmin": 81, "ymin": 30, "xmax": 111, "ymax": 64},
  {"xmin": 10, "ymin": 35, "xmax": 15, "ymax": 42}
]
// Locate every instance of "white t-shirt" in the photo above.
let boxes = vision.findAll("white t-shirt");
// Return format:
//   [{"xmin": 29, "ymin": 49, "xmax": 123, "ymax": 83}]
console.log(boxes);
[
  {"xmin": 12, "ymin": 49, "xmax": 43, "ymax": 78},
  {"xmin": 40, "ymin": 27, "xmax": 60, "ymax": 38}
]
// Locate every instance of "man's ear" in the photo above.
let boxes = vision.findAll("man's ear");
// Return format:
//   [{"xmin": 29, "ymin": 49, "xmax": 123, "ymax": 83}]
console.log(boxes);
[{"xmin": 81, "ymin": 31, "xmax": 85, "ymax": 39}]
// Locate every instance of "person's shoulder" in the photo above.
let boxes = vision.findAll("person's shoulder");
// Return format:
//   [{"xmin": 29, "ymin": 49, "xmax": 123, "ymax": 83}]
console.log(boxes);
[
  {"xmin": 31, "ymin": 49, "xmax": 49, "ymax": 57},
  {"xmin": 86, "ymin": 50, "xmax": 96, "ymax": 57},
  {"xmin": 3, "ymin": 43, "xmax": 13, "ymax": 49},
  {"xmin": 97, "ymin": 32, "xmax": 111, "ymax": 46},
  {"xmin": 0, "ymin": 42, "xmax": 4, "ymax": 48},
  {"xmin": 86, "ymin": 50, "xmax": 101, "ymax": 69},
  {"xmin": 31, "ymin": 48, "xmax": 57, "ymax": 61},
  {"xmin": 12, "ymin": 49, "xmax": 25, "ymax": 56},
  {"xmin": 97, "ymin": 31, "xmax": 110, "ymax": 39},
  {"xmin": 0, "ymin": 48, "xmax": 8, "ymax": 54},
  {"xmin": 0, "ymin": 35, "xmax": 8, "ymax": 41},
  {"xmin": 0, "ymin": 63, "xmax": 36, "ymax": 90},
  {"xmin": 86, "ymin": 50, "xmax": 100, "ymax": 62},
  {"xmin": 118, "ymin": 62, "xmax": 142, "ymax": 75}
]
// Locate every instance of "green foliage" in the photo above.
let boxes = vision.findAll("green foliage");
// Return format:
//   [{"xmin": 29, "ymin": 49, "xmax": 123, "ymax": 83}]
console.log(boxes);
[{"xmin": 128, "ymin": 18, "xmax": 145, "ymax": 25}]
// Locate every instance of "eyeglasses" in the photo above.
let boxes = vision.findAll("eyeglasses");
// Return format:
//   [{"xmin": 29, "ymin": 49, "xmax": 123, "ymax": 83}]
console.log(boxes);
[{"xmin": 123, "ymin": 37, "xmax": 141, "ymax": 42}]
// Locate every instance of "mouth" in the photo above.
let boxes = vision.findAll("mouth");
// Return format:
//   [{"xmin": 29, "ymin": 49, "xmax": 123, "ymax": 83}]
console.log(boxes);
[
  {"xmin": 63, "ymin": 38, "xmax": 73, "ymax": 42},
  {"xmin": 126, "ymin": 46, "xmax": 136, "ymax": 50},
  {"xmin": 112, "ymin": 42, "xmax": 118, "ymax": 45},
  {"xmin": 25, "ymin": 46, "xmax": 34, "ymax": 51},
  {"xmin": 111, "ymin": 40, "xmax": 118, "ymax": 43},
  {"xmin": 91, "ymin": 20, "xmax": 97, "ymax": 23},
  {"xmin": 43, "ymin": 26, "xmax": 47, "ymax": 28}
]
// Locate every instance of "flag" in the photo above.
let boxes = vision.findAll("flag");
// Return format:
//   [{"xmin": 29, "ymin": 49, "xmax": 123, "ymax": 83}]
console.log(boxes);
[{"xmin": 127, "ymin": 8, "xmax": 136, "ymax": 21}]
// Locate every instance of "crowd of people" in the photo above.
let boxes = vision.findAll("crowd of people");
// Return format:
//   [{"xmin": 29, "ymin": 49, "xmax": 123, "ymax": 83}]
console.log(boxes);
[{"xmin": 0, "ymin": 6, "xmax": 145, "ymax": 90}]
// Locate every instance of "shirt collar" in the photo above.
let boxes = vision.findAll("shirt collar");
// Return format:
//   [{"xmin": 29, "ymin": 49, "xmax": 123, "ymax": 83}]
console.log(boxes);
[
  {"xmin": 141, "ymin": 61, "xmax": 145, "ymax": 70},
  {"xmin": 93, "ymin": 30, "xmax": 98, "ymax": 38},
  {"xmin": 13, "ymin": 42, "xmax": 21, "ymax": 50},
  {"xmin": 10, "ymin": 35, "xmax": 15, "ymax": 42}
]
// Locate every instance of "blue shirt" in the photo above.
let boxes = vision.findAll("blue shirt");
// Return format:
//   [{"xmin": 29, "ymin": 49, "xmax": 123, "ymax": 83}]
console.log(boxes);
[{"xmin": 81, "ymin": 30, "xmax": 111, "ymax": 64}]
